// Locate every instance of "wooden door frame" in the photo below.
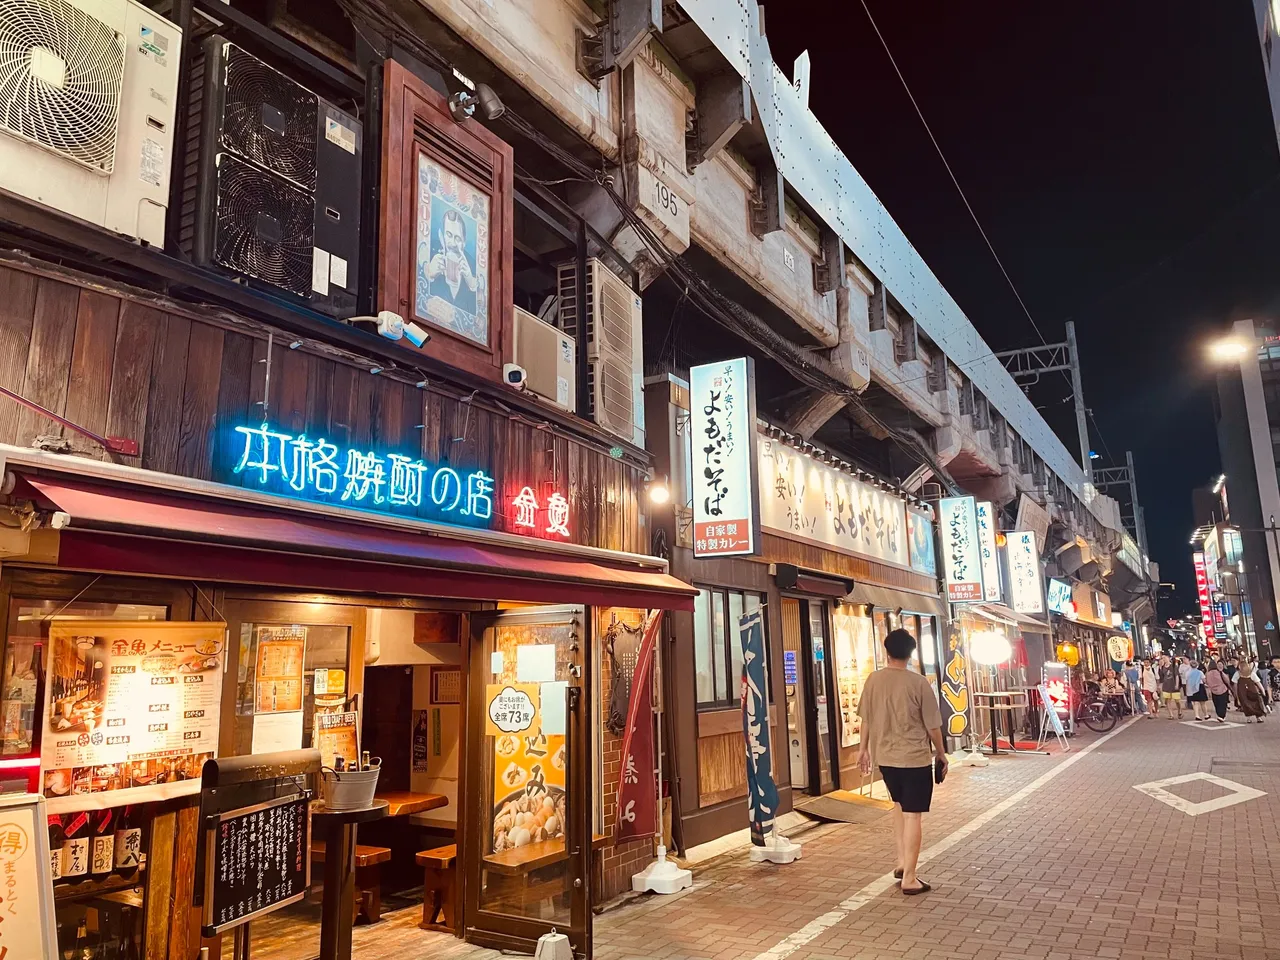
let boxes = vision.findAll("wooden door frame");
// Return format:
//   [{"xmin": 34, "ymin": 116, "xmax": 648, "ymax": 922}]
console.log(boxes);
[
  {"xmin": 215, "ymin": 596, "xmax": 367, "ymax": 761},
  {"xmin": 463, "ymin": 605, "xmax": 592, "ymax": 957}
]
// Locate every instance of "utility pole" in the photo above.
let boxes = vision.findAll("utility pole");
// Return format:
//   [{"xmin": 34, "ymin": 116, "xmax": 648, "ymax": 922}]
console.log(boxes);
[{"xmin": 994, "ymin": 320, "xmax": 1093, "ymax": 483}]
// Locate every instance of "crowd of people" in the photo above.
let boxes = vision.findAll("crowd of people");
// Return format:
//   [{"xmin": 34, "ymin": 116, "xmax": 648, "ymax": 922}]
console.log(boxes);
[{"xmin": 1091, "ymin": 653, "xmax": 1280, "ymax": 724}]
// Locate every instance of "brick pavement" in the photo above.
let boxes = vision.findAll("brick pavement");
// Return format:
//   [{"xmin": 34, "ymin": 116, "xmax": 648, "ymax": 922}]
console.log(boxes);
[
  {"xmin": 337, "ymin": 713, "xmax": 1280, "ymax": 960},
  {"xmin": 591, "ymin": 713, "xmax": 1280, "ymax": 960}
]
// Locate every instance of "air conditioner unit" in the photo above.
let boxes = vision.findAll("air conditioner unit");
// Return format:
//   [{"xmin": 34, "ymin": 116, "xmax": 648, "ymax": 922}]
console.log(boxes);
[
  {"xmin": 513, "ymin": 306, "xmax": 576, "ymax": 412},
  {"xmin": 0, "ymin": 0, "xmax": 182, "ymax": 246},
  {"xmin": 555, "ymin": 258, "xmax": 645, "ymax": 446},
  {"xmin": 179, "ymin": 36, "xmax": 362, "ymax": 317}
]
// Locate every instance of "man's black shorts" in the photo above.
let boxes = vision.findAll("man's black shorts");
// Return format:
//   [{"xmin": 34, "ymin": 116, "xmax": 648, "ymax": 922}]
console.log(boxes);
[{"xmin": 878, "ymin": 764, "xmax": 933, "ymax": 813}]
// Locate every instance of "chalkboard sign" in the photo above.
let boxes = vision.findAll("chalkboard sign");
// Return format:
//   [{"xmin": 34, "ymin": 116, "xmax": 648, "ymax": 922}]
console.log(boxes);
[{"xmin": 202, "ymin": 794, "xmax": 310, "ymax": 934}]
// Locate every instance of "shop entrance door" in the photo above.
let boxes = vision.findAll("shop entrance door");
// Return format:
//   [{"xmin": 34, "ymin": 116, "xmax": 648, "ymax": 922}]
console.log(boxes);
[
  {"xmin": 780, "ymin": 599, "xmax": 808, "ymax": 791},
  {"xmin": 466, "ymin": 606, "xmax": 592, "ymax": 957},
  {"xmin": 803, "ymin": 601, "xmax": 839, "ymax": 795}
]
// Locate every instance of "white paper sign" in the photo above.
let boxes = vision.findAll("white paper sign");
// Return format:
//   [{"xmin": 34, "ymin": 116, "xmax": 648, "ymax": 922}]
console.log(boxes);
[
  {"xmin": 690, "ymin": 358, "xmax": 758, "ymax": 557},
  {"xmin": 251, "ymin": 710, "xmax": 303, "ymax": 755},
  {"xmin": 1007, "ymin": 530, "xmax": 1044, "ymax": 614},
  {"xmin": 758, "ymin": 435, "xmax": 909, "ymax": 568},
  {"xmin": 540, "ymin": 681, "xmax": 568, "ymax": 736},
  {"xmin": 939, "ymin": 496, "xmax": 984, "ymax": 603},
  {"xmin": 516, "ymin": 644, "xmax": 557, "ymax": 684},
  {"xmin": 976, "ymin": 501, "xmax": 1002, "ymax": 602}
]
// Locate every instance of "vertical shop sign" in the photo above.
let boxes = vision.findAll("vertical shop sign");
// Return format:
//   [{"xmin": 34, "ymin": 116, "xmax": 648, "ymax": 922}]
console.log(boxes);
[
  {"xmin": 940, "ymin": 627, "xmax": 970, "ymax": 738},
  {"xmin": 0, "ymin": 794, "xmax": 57, "ymax": 960},
  {"xmin": 1193, "ymin": 552, "xmax": 1214, "ymax": 640},
  {"xmin": 831, "ymin": 609, "xmax": 861, "ymax": 748},
  {"xmin": 976, "ymin": 501, "xmax": 1002, "ymax": 602},
  {"xmin": 939, "ymin": 496, "xmax": 984, "ymax": 603},
  {"xmin": 689, "ymin": 359, "xmax": 759, "ymax": 557},
  {"xmin": 739, "ymin": 610, "xmax": 779, "ymax": 846},
  {"xmin": 616, "ymin": 612, "xmax": 661, "ymax": 841},
  {"xmin": 1006, "ymin": 531, "xmax": 1044, "ymax": 614}
]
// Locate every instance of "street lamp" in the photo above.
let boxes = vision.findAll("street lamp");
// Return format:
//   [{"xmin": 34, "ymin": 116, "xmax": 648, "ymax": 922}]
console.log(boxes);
[{"xmin": 1208, "ymin": 338, "xmax": 1249, "ymax": 362}]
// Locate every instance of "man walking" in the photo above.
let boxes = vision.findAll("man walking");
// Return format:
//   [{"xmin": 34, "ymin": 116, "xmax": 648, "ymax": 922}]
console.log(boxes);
[
  {"xmin": 1123, "ymin": 659, "xmax": 1145, "ymax": 715},
  {"xmin": 1159, "ymin": 654, "xmax": 1183, "ymax": 720},
  {"xmin": 857, "ymin": 629, "xmax": 948, "ymax": 897}
]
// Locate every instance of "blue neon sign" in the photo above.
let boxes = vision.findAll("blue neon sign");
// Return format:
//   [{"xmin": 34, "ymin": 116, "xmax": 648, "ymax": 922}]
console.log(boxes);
[{"xmin": 230, "ymin": 421, "xmax": 495, "ymax": 523}]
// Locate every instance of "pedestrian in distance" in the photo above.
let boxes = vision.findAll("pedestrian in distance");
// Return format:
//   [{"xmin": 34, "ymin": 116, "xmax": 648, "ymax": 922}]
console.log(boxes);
[
  {"xmin": 1158, "ymin": 654, "xmax": 1183, "ymax": 720},
  {"xmin": 1140, "ymin": 658, "xmax": 1160, "ymax": 718},
  {"xmin": 1236, "ymin": 661, "xmax": 1267, "ymax": 723},
  {"xmin": 1124, "ymin": 659, "xmax": 1145, "ymax": 715},
  {"xmin": 1204, "ymin": 659, "xmax": 1232, "ymax": 723},
  {"xmin": 857, "ymin": 628, "xmax": 948, "ymax": 897},
  {"xmin": 1178, "ymin": 656, "xmax": 1191, "ymax": 706},
  {"xmin": 1186, "ymin": 660, "xmax": 1208, "ymax": 721}
]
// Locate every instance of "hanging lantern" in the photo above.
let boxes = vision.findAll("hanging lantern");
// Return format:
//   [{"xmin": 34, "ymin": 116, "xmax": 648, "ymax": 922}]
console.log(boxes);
[
  {"xmin": 1056, "ymin": 641, "xmax": 1080, "ymax": 667},
  {"xmin": 970, "ymin": 631, "xmax": 1013, "ymax": 666}
]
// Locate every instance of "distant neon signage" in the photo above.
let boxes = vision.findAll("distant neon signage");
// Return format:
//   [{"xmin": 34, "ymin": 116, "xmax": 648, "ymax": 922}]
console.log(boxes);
[{"xmin": 231, "ymin": 422, "xmax": 570, "ymax": 538}]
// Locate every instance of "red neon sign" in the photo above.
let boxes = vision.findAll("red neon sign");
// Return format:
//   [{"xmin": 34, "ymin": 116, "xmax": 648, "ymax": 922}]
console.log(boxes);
[{"xmin": 1193, "ymin": 551, "xmax": 1214, "ymax": 640}]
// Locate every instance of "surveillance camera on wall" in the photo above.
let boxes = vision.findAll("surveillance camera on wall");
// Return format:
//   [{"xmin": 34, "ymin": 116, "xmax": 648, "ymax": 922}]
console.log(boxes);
[{"xmin": 503, "ymin": 363, "xmax": 528, "ymax": 390}]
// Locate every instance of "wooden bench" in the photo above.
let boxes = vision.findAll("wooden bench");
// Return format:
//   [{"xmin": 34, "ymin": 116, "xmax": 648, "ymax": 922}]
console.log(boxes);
[
  {"xmin": 416, "ymin": 844, "xmax": 458, "ymax": 933},
  {"xmin": 311, "ymin": 841, "xmax": 392, "ymax": 924}
]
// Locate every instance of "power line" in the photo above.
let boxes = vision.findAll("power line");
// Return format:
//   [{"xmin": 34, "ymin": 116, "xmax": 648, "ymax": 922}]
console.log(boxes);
[{"xmin": 858, "ymin": 0, "xmax": 1051, "ymax": 350}]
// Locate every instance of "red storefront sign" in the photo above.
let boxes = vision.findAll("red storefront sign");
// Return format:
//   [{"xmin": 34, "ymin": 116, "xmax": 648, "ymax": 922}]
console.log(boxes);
[{"xmin": 1193, "ymin": 552, "xmax": 1214, "ymax": 640}]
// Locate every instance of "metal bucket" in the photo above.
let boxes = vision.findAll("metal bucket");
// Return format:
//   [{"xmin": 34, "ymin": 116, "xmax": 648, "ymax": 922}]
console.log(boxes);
[{"xmin": 320, "ymin": 765, "xmax": 381, "ymax": 811}]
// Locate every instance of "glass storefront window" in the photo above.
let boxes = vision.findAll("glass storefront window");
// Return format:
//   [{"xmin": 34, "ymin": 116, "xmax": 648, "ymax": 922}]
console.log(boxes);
[
  {"xmin": 693, "ymin": 586, "xmax": 769, "ymax": 709},
  {"xmin": 2, "ymin": 600, "xmax": 167, "ymax": 757}
]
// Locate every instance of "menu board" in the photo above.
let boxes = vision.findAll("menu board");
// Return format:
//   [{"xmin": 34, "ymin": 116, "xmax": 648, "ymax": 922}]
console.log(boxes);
[
  {"xmin": 203, "ymin": 795, "xmax": 309, "ymax": 935},
  {"xmin": 313, "ymin": 711, "xmax": 359, "ymax": 770},
  {"xmin": 41, "ymin": 622, "xmax": 225, "ymax": 812},
  {"xmin": 254, "ymin": 627, "xmax": 306, "ymax": 713}
]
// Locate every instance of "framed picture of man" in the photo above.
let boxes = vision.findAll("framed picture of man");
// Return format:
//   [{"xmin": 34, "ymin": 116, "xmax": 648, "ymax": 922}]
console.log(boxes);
[
  {"xmin": 415, "ymin": 155, "xmax": 491, "ymax": 346},
  {"xmin": 380, "ymin": 61, "xmax": 513, "ymax": 382}
]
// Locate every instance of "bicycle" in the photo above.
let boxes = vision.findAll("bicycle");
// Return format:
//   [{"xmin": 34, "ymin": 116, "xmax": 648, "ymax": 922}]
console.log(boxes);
[{"xmin": 1075, "ymin": 691, "xmax": 1122, "ymax": 733}]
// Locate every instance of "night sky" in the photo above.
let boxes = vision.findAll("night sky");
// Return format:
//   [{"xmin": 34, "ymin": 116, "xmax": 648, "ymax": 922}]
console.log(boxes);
[{"xmin": 762, "ymin": 2, "xmax": 1280, "ymax": 612}]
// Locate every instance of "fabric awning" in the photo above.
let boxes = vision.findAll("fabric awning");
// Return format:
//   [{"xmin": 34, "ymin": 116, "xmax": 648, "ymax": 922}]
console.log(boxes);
[
  {"xmin": 19, "ymin": 474, "xmax": 696, "ymax": 611},
  {"xmin": 845, "ymin": 581, "xmax": 948, "ymax": 620},
  {"xmin": 977, "ymin": 603, "xmax": 1052, "ymax": 634}
]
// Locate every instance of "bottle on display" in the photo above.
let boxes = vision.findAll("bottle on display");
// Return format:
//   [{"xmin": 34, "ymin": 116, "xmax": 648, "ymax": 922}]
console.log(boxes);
[
  {"xmin": 61, "ymin": 811, "xmax": 90, "ymax": 880},
  {"xmin": 113, "ymin": 805, "xmax": 142, "ymax": 878},
  {"xmin": 90, "ymin": 808, "xmax": 114, "ymax": 879},
  {"xmin": 74, "ymin": 918, "xmax": 91, "ymax": 960},
  {"xmin": 47, "ymin": 814, "xmax": 64, "ymax": 881}
]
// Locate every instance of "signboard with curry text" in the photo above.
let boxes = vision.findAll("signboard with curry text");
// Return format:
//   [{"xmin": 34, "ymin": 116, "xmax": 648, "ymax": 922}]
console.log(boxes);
[
  {"xmin": 758, "ymin": 435, "xmax": 909, "ymax": 569},
  {"xmin": 689, "ymin": 358, "xmax": 759, "ymax": 557},
  {"xmin": 939, "ymin": 497, "xmax": 983, "ymax": 603}
]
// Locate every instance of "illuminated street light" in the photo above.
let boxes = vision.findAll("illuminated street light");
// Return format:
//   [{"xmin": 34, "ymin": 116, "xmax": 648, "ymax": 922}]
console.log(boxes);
[{"xmin": 1208, "ymin": 338, "xmax": 1249, "ymax": 361}]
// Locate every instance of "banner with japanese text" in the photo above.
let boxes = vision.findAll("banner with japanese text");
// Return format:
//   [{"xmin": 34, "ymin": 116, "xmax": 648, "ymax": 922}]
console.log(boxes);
[
  {"xmin": 740, "ymin": 610, "xmax": 778, "ymax": 846},
  {"xmin": 616, "ymin": 612, "xmax": 661, "ymax": 841},
  {"xmin": 758, "ymin": 435, "xmax": 909, "ymax": 569},
  {"xmin": 939, "ymin": 496, "xmax": 983, "ymax": 603},
  {"xmin": 41, "ymin": 622, "xmax": 226, "ymax": 812},
  {"xmin": 689, "ymin": 359, "xmax": 759, "ymax": 557},
  {"xmin": 1006, "ymin": 530, "xmax": 1044, "ymax": 614},
  {"xmin": 976, "ymin": 501, "xmax": 1002, "ymax": 602}
]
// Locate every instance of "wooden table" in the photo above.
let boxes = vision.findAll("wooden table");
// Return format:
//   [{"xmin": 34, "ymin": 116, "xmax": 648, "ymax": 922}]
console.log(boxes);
[
  {"xmin": 972, "ymin": 690, "xmax": 1029, "ymax": 755},
  {"xmin": 375, "ymin": 791, "xmax": 448, "ymax": 818}
]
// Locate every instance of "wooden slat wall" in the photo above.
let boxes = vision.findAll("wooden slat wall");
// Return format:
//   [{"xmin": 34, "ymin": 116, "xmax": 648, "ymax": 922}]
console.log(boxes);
[
  {"xmin": 0, "ymin": 262, "xmax": 646, "ymax": 554},
  {"xmin": 697, "ymin": 731, "xmax": 748, "ymax": 808}
]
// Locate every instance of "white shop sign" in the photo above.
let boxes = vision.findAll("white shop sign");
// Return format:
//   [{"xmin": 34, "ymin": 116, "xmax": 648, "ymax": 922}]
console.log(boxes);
[{"xmin": 758, "ymin": 436, "xmax": 908, "ymax": 569}]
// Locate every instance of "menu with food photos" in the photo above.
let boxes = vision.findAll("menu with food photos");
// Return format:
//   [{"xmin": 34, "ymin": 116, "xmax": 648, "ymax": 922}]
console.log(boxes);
[{"xmin": 40, "ymin": 622, "xmax": 226, "ymax": 812}]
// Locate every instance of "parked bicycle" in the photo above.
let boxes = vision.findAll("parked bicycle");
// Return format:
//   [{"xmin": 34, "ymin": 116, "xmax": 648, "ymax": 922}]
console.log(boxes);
[{"xmin": 1073, "ymin": 684, "xmax": 1122, "ymax": 733}]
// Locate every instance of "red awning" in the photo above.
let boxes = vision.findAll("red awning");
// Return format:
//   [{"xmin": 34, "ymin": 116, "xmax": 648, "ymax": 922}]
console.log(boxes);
[{"xmin": 19, "ymin": 474, "xmax": 695, "ymax": 611}]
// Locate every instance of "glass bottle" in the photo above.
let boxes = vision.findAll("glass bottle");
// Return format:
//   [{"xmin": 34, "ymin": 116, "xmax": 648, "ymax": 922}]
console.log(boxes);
[
  {"xmin": 90, "ymin": 808, "xmax": 114, "ymax": 879},
  {"xmin": 113, "ymin": 806, "xmax": 141, "ymax": 879},
  {"xmin": 61, "ymin": 812, "xmax": 89, "ymax": 880},
  {"xmin": 47, "ymin": 813, "xmax": 64, "ymax": 882}
]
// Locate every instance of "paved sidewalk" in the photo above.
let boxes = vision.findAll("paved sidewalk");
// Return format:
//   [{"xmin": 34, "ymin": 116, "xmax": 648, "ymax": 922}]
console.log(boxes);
[{"xmin": 593, "ymin": 714, "xmax": 1280, "ymax": 960}]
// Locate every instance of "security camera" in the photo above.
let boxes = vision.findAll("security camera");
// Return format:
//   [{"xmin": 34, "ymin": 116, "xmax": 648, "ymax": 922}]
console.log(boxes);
[
  {"xmin": 448, "ymin": 83, "xmax": 505, "ymax": 122},
  {"xmin": 503, "ymin": 363, "xmax": 528, "ymax": 390}
]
